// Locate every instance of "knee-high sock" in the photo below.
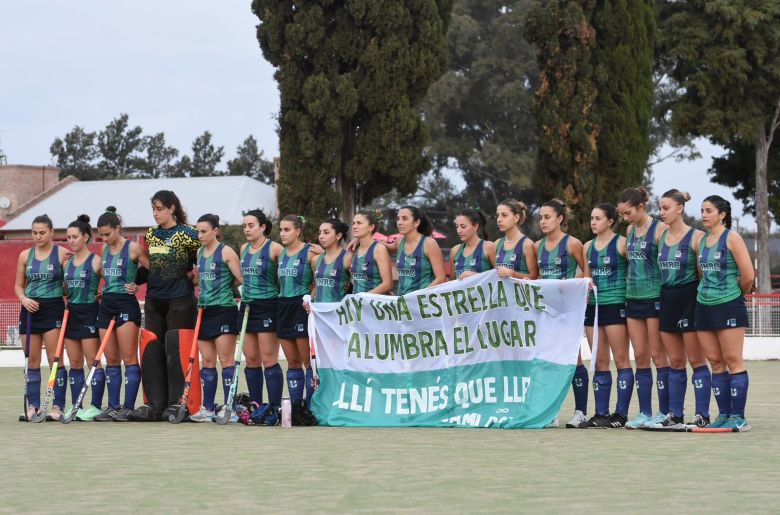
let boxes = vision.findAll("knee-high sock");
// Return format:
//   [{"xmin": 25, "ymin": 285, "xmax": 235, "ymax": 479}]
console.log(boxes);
[
  {"xmin": 201, "ymin": 367, "xmax": 218, "ymax": 411},
  {"xmin": 691, "ymin": 365, "xmax": 712, "ymax": 418},
  {"xmin": 69, "ymin": 368, "xmax": 85, "ymax": 406},
  {"xmin": 615, "ymin": 368, "xmax": 634, "ymax": 417},
  {"xmin": 592, "ymin": 371, "xmax": 612, "ymax": 417},
  {"xmin": 221, "ymin": 365, "xmax": 235, "ymax": 405},
  {"xmin": 245, "ymin": 367, "xmax": 264, "ymax": 405},
  {"xmin": 27, "ymin": 368, "xmax": 41, "ymax": 407},
  {"xmin": 123, "ymin": 364, "xmax": 141, "ymax": 409},
  {"xmin": 729, "ymin": 371, "xmax": 749, "ymax": 418},
  {"xmin": 90, "ymin": 367, "xmax": 105, "ymax": 408},
  {"xmin": 656, "ymin": 366, "xmax": 671, "ymax": 414},
  {"xmin": 668, "ymin": 368, "xmax": 687, "ymax": 418},
  {"xmin": 286, "ymin": 368, "xmax": 305, "ymax": 403},
  {"xmin": 572, "ymin": 365, "xmax": 589, "ymax": 414},
  {"xmin": 106, "ymin": 365, "xmax": 122, "ymax": 408},
  {"xmin": 635, "ymin": 367, "xmax": 653, "ymax": 416},
  {"xmin": 264, "ymin": 364, "xmax": 283, "ymax": 407},
  {"xmin": 711, "ymin": 371, "xmax": 731, "ymax": 417},
  {"xmin": 53, "ymin": 368, "xmax": 68, "ymax": 409}
]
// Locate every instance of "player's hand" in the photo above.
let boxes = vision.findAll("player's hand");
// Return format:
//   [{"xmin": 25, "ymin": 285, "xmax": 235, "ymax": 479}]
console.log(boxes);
[
  {"xmin": 495, "ymin": 266, "xmax": 513, "ymax": 278},
  {"xmin": 458, "ymin": 271, "xmax": 476, "ymax": 280},
  {"xmin": 124, "ymin": 282, "xmax": 138, "ymax": 295},
  {"xmin": 21, "ymin": 297, "xmax": 39, "ymax": 313},
  {"xmin": 346, "ymin": 238, "xmax": 359, "ymax": 253}
]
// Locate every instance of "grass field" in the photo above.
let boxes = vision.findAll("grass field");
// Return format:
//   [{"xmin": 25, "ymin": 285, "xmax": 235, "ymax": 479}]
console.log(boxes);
[{"xmin": 1, "ymin": 362, "xmax": 779, "ymax": 513}]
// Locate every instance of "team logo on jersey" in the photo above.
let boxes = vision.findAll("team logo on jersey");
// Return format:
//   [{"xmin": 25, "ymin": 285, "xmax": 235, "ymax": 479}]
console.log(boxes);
[
  {"xmin": 470, "ymin": 259, "xmax": 476, "ymax": 266},
  {"xmin": 714, "ymin": 251, "xmax": 721, "ymax": 259},
  {"xmin": 330, "ymin": 268, "xmax": 337, "ymax": 277},
  {"xmin": 675, "ymin": 250, "xmax": 682, "ymax": 259},
  {"xmin": 80, "ymin": 270, "xmax": 87, "ymax": 277},
  {"xmin": 555, "ymin": 257, "xmax": 561, "ymax": 265},
  {"xmin": 640, "ymin": 241, "xmax": 647, "ymax": 249},
  {"xmin": 221, "ymin": 324, "xmax": 230, "ymax": 333},
  {"xmin": 47, "ymin": 264, "xmax": 54, "ymax": 271},
  {"xmin": 409, "ymin": 258, "xmax": 416, "ymax": 266},
  {"xmin": 117, "ymin": 259, "xmax": 123, "ymax": 266},
  {"xmin": 510, "ymin": 253, "xmax": 517, "ymax": 261},
  {"xmin": 121, "ymin": 313, "xmax": 129, "ymax": 321},
  {"xmin": 361, "ymin": 263, "xmax": 368, "ymax": 270},
  {"xmin": 293, "ymin": 259, "xmax": 300, "ymax": 266},
  {"xmin": 399, "ymin": 268, "xmax": 416, "ymax": 278},
  {"xmin": 727, "ymin": 318, "xmax": 737, "ymax": 327},
  {"xmin": 604, "ymin": 256, "xmax": 611, "ymax": 264}
]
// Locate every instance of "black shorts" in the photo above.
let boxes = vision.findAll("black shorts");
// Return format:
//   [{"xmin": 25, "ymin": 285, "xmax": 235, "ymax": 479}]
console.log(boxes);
[
  {"xmin": 659, "ymin": 282, "xmax": 698, "ymax": 333},
  {"xmin": 240, "ymin": 298, "xmax": 278, "ymax": 333},
  {"xmin": 97, "ymin": 293, "xmax": 142, "ymax": 329},
  {"xmin": 585, "ymin": 303, "xmax": 626, "ymax": 327},
  {"xmin": 695, "ymin": 297, "xmax": 748, "ymax": 331},
  {"xmin": 199, "ymin": 305, "xmax": 239, "ymax": 341},
  {"xmin": 143, "ymin": 294, "xmax": 197, "ymax": 342},
  {"xmin": 625, "ymin": 298, "xmax": 660, "ymax": 319},
  {"xmin": 64, "ymin": 303, "xmax": 99, "ymax": 340},
  {"xmin": 277, "ymin": 296, "xmax": 308, "ymax": 340},
  {"xmin": 18, "ymin": 297, "xmax": 65, "ymax": 334}
]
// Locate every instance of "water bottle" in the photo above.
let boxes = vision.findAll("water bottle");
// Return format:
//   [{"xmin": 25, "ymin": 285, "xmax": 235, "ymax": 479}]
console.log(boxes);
[{"xmin": 281, "ymin": 398, "xmax": 292, "ymax": 428}]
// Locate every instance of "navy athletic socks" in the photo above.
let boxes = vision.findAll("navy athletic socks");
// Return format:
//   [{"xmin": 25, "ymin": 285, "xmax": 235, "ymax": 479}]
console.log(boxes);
[
  {"xmin": 123, "ymin": 364, "xmax": 141, "ymax": 409},
  {"xmin": 615, "ymin": 368, "xmax": 634, "ymax": 417},
  {"xmin": 221, "ymin": 365, "xmax": 235, "ymax": 405},
  {"xmin": 572, "ymin": 365, "xmax": 589, "ymax": 413},
  {"xmin": 265, "ymin": 364, "xmax": 283, "ymax": 407},
  {"xmin": 657, "ymin": 366, "xmax": 670, "ymax": 414},
  {"xmin": 91, "ymin": 367, "xmax": 106, "ymax": 408},
  {"xmin": 106, "ymin": 365, "xmax": 122, "ymax": 408},
  {"xmin": 54, "ymin": 367, "xmax": 68, "ymax": 409},
  {"xmin": 287, "ymin": 368, "xmax": 305, "ymax": 403},
  {"xmin": 691, "ymin": 365, "xmax": 711, "ymax": 417},
  {"xmin": 27, "ymin": 368, "xmax": 41, "ymax": 407},
  {"xmin": 711, "ymin": 371, "xmax": 731, "ymax": 416},
  {"xmin": 729, "ymin": 371, "xmax": 749, "ymax": 418},
  {"xmin": 592, "ymin": 371, "xmax": 612, "ymax": 416},
  {"xmin": 245, "ymin": 367, "xmax": 264, "ymax": 404},
  {"xmin": 635, "ymin": 367, "xmax": 653, "ymax": 416},
  {"xmin": 668, "ymin": 368, "xmax": 687, "ymax": 418},
  {"xmin": 201, "ymin": 367, "xmax": 218, "ymax": 411},
  {"xmin": 305, "ymin": 367, "xmax": 315, "ymax": 408},
  {"xmin": 69, "ymin": 368, "xmax": 85, "ymax": 406}
]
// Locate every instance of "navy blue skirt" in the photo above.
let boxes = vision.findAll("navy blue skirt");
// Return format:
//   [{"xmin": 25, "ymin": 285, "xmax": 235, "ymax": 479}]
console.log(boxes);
[
  {"xmin": 277, "ymin": 296, "xmax": 308, "ymax": 340},
  {"xmin": 625, "ymin": 298, "xmax": 660, "ymax": 319},
  {"xmin": 585, "ymin": 303, "xmax": 626, "ymax": 327},
  {"xmin": 18, "ymin": 297, "xmax": 65, "ymax": 334},
  {"xmin": 239, "ymin": 298, "xmax": 278, "ymax": 333},
  {"xmin": 97, "ymin": 293, "xmax": 141, "ymax": 329},
  {"xmin": 659, "ymin": 282, "xmax": 698, "ymax": 333},
  {"xmin": 200, "ymin": 305, "xmax": 239, "ymax": 341},
  {"xmin": 695, "ymin": 297, "xmax": 748, "ymax": 331},
  {"xmin": 64, "ymin": 303, "xmax": 99, "ymax": 340}
]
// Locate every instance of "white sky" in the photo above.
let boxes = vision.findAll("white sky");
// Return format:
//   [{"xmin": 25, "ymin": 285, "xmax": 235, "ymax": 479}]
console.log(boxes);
[{"xmin": 0, "ymin": 1, "xmax": 755, "ymax": 230}]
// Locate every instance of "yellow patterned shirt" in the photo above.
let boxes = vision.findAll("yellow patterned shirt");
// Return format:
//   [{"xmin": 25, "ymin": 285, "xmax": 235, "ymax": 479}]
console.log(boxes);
[{"xmin": 144, "ymin": 224, "xmax": 200, "ymax": 299}]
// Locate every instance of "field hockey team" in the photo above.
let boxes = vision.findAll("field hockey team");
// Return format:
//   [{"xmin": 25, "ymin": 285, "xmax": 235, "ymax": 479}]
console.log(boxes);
[{"xmin": 14, "ymin": 187, "xmax": 755, "ymax": 430}]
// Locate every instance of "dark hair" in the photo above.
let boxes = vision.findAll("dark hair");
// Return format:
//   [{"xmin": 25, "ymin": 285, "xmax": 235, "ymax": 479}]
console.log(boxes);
[
  {"xmin": 399, "ymin": 205, "xmax": 433, "ymax": 237},
  {"xmin": 151, "ymin": 190, "xmax": 188, "ymax": 225},
  {"xmin": 661, "ymin": 188, "xmax": 692, "ymax": 205},
  {"xmin": 97, "ymin": 206, "xmax": 122, "ymax": 229},
  {"xmin": 32, "ymin": 214, "xmax": 53, "ymax": 229},
  {"xmin": 355, "ymin": 209, "xmax": 380, "ymax": 234},
  {"xmin": 618, "ymin": 186, "xmax": 650, "ymax": 208},
  {"xmin": 68, "ymin": 214, "xmax": 92, "ymax": 242},
  {"xmin": 498, "ymin": 199, "xmax": 527, "ymax": 226},
  {"xmin": 244, "ymin": 209, "xmax": 272, "ymax": 236},
  {"xmin": 197, "ymin": 213, "xmax": 220, "ymax": 229},
  {"xmin": 281, "ymin": 214, "xmax": 305, "ymax": 232},
  {"xmin": 703, "ymin": 195, "xmax": 732, "ymax": 229},
  {"xmin": 594, "ymin": 203, "xmax": 618, "ymax": 226},
  {"xmin": 322, "ymin": 218, "xmax": 349, "ymax": 243},
  {"xmin": 457, "ymin": 208, "xmax": 489, "ymax": 240},
  {"xmin": 542, "ymin": 198, "xmax": 569, "ymax": 230}
]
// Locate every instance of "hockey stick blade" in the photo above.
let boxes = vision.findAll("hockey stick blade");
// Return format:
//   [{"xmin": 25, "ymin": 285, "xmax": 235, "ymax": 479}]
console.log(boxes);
[
  {"xmin": 22, "ymin": 312, "xmax": 32, "ymax": 422},
  {"xmin": 30, "ymin": 407, "xmax": 48, "ymax": 423},
  {"xmin": 216, "ymin": 306, "xmax": 251, "ymax": 426},
  {"xmin": 169, "ymin": 403, "xmax": 188, "ymax": 424}
]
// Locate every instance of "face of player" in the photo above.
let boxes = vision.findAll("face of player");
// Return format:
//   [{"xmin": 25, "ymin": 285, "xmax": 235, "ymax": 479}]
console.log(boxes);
[
  {"xmin": 318, "ymin": 223, "xmax": 342, "ymax": 250},
  {"xmin": 151, "ymin": 201, "xmax": 175, "ymax": 227},
  {"xmin": 97, "ymin": 225, "xmax": 121, "ymax": 246},
  {"xmin": 658, "ymin": 197, "xmax": 683, "ymax": 226},
  {"xmin": 495, "ymin": 205, "xmax": 519, "ymax": 234},
  {"xmin": 455, "ymin": 216, "xmax": 478, "ymax": 242},
  {"xmin": 590, "ymin": 208, "xmax": 613, "ymax": 235},
  {"xmin": 279, "ymin": 221, "xmax": 301, "ymax": 246},
  {"xmin": 243, "ymin": 215, "xmax": 264, "ymax": 243},
  {"xmin": 352, "ymin": 214, "xmax": 374, "ymax": 239},
  {"xmin": 30, "ymin": 223, "xmax": 53, "ymax": 247},
  {"xmin": 196, "ymin": 222, "xmax": 218, "ymax": 246},
  {"xmin": 396, "ymin": 208, "xmax": 419, "ymax": 236},
  {"xmin": 539, "ymin": 206, "xmax": 562, "ymax": 235},
  {"xmin": 617, "ymin": 202, "xmax": 644, "ymax": 225},
  {"xmin": 700, "ymin": 201, "xmax": 725, "ymax": 229},
  {"xmin": 66, "ymin": 227, "xmax": 89, "ymax": 252}
]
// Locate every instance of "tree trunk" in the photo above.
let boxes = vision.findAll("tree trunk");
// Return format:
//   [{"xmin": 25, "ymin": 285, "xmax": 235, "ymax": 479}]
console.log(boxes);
[{"xmin": 754, "ymin": 130, "xmax": 771, "ymax": 293}]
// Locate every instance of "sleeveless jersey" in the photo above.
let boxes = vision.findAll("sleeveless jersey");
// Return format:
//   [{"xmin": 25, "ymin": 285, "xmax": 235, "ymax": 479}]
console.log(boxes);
[
  {"xmin": 65, "ymin": 254, "xmax": 99, "ymax": 305},
  {"xmin": 278, "ymin": 244, "xmax": 313, "ymax": 298},
  {"xmin": 496, "ymin": 236, "xmax": 530, "ymax": 275},
  {"xmin": 586, "ymin": 235, "xmax": 626, "ymax": 305},
  {"xmin": 658, "ymin": 228, "xmax": 698, "ymax": 287},
  {"xmin": 396, "ymin": 236, "xmax": 434, "ymax": 295},
  {"xmin": 453, "ymin": 240, "xmax": 492, "ymax": 278},
  {"xmin": 102, "ymin": 240, "xmax": 138, "ymax": 295},
  {"xmin": 538, "ymin": 235, "xmax": 576, "ymax": 280},
  {"xmin": 240, "ymin": 241, "xmax": 279, "ymax": 301},
  {"xmin": 351, "ymin": 241, "xmax": 382, "ymax": 294},
  {"xmin": 197, "ymin": 244, "xmax": 237, "ymax": 307},
  {"xmin": 314, "ymin": 250, "xmax": 349, "ymax": 302},
  {"xmin": 24, "ymin": 246, "xmax": 63, "ymax": 299},
  {"xmin": 626, "ymin": 219, "xmax": 662, "ymax": 300},
  {"xmin": 697, "ymin": 230, "xmax": 743, "ymax": 306}
]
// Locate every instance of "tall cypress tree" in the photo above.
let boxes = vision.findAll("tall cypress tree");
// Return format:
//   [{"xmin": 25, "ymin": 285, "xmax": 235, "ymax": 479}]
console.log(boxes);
[{"xmin": 252, "ymin": 1, "xmax": 451, "ymax": 236}]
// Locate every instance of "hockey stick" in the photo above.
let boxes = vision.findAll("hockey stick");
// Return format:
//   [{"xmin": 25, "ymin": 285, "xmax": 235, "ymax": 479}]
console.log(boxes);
[
  {"xmin": 31, "ymin": 308, "xmax": 70, "ymax": 423},
  {"xmin": 61, "ymin": 317, "xmax": 116, "ymax": 424},
  {"xmin": 215, "ymin": 305, "xmax": 250, "ymax": 425},
  {"xmin": 640, "ymin": 425, "xmax": 743, "ymax": 433},
  {"xmin": 169, "ymin": 307, "xmax": 204, "ymax": 424},
  {"xmin": 21, "ymin": 312, "xmax": 32, "ymax": 422}
]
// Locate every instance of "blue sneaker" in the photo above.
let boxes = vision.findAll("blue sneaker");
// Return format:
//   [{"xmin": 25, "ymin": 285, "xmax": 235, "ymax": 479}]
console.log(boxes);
[
  {"xmin": 625, "ymin": 412, "xmax": 651, "ymax": 429},
  {"xmin": 643, "ymin": 411, "xmax": 667, "ymax": 428},
  {"xmin": 721, "ymin": 415, "xmax": 751, "ymax": 432},
  {"xmin": 708, "ymin": 413, "xmax": 730, "ymax": 428}
]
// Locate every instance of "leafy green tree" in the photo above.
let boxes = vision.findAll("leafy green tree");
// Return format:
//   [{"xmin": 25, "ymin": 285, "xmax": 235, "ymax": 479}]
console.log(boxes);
[
  {"xmin": 171, "ymin": 155, "xmax": 192, "ymax": 178},
  {"xmin": 252, "ymin": 0, "xmax": 452, "ymax": 237},
  {"xmin": 660, "ymin": 0, "xmax": 780, "ymax": 292},
  {"xmin": 227, "ymin": 135, "xmax": 275, "ymax": 184},
  {"xmin": 189, "ymin": 131, "xmax": 224, "ymax": 177},
  {"xmin": 139, "ymin": 132, "xmax": 180, "ymax": 178},
  {"xmin": 50, "ymin": 126, "xmax": 102, "ymax": 180},
  {"xmin": 97, "ymin": 114, "xmax": 146, "ymax": 178}
]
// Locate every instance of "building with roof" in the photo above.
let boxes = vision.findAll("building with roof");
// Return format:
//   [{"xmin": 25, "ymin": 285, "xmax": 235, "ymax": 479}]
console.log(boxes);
[{"xmin": 0, "ymin": 165, "xmax": 64, "ymax": 223}]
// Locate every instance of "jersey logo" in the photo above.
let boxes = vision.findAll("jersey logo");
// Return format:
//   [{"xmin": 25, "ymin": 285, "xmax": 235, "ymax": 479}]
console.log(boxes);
[
  {"xmin": 727, "ymin": 318, "xmax": 737, "ymax": 327},
  {"xmin": 210, "ymin": 262, "xmax": 216, "ymax": 270},
  {"xmin": 330, "ymin": 269, "xmax": 337, "ymax": 277},
  {"xmin": 554, "ymin": 257, "xmax": 561, "ymax": 265},
  {"xmin": 714, "ymin": 251, "xmax": 721, "ymax": 259},
  {"xmin": 398, "ymin": 268, "xmax": 416, "ymax": 278},
  {"xmin": 117, "ymin": 259, "xmax": 123, "ymax": 266},
  {"xmin": 296, "ymin": 323, "xmax": 305, "ymax": 332},
  {"xmin": 639, "ymin": 241, "xmax": 647, "ymax": 249},
  {"xmin": 409, "ymin": 258, "xmax": 416, "ymax": 266},
  {"xmin": 510, "ymin": 253, "xmax": 516, "ymax": 261},
  {"xmin": 603, "ymin": 256, "xmax": 611, "ymax": 264},
  {"xmin": 293, "ymin": 259, "xmax": 300, "ymax": 266},
  {"xmin": 677, "ymin": 318, "xmax": 689, "ymax": 329},
  {"xmin": 47, "ymin": 264, "xmax": 54, "ymax": 271},
  {"xmin": 674, "ymin": 250, "xmax": 682, "ymax": 258}
]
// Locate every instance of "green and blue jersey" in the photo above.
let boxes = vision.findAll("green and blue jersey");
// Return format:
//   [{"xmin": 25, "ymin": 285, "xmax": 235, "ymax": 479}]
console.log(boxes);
[
  {"xmin": 24, "ymin": 246, "xmax": 64, "ymax": 299},
  {"xmin": 396, "ymin": 237, "xmax": 434, "ymax": 295},
  {"xmin": 586, "ymin": 235, "xmax": 626, "ymax": 305},
  {"xmin": 697, "ymin": 230, "xmax": 743, "ymax": 306},
  {"xmin": 240, "ymin": 241, "xmax": 279, "ymax": 301},
  {"xmin": 65, "ymin": 254, "xmax": 99, "ymax": 305},
  {"xmin": 197, "ymin": 243, "xmax": 237, "ymax": 307},
  {"xmin": 314, "ymin": 250, "xmax": 349, "ymax": 302},
  {"xmin": 538, "ymin": 235, "xmax": 576, "ymax": 280},
  {"xmin": 626, "ymin": 219, "xmax": 662, "ymax": 300},
  {"xmin": 102, "ymin": 240, "xmax": 138, "ymax": 295},
  {"xmin": 350, "ymin": 241, "xmax": 382, "ymax": 294},
  {"xmin": 496, "ymin": 236, "xmax": 530, "ymax": 275},
  {"xmin": 658, "ymin": 228, "xmax": 698, "ymax": 287},
  {"xmin": 278, "ymin": 244, "xmax": 313, "ymax": 298},
  {"xmin": 453, "ymin": 240, "xmax": 492, "ymax": 278}
]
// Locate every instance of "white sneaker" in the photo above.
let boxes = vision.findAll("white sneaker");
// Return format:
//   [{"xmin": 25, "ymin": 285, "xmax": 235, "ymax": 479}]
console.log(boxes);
[
  {"xmin": 565, "ymin": 410, "xmax": 587, "ymax": 428},
  {"xmin": 544, "ymin": 417, "xmax": 560, "ymax": 428},
  {"xmin": 189, "ymin": 407, "xmax": 215, "ymax": 423}
]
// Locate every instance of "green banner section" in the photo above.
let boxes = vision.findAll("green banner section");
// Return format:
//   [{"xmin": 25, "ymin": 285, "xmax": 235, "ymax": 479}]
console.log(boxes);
[{"xmin": 311, "ymin": 359, "xmax": 575, "ymax": 428}]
